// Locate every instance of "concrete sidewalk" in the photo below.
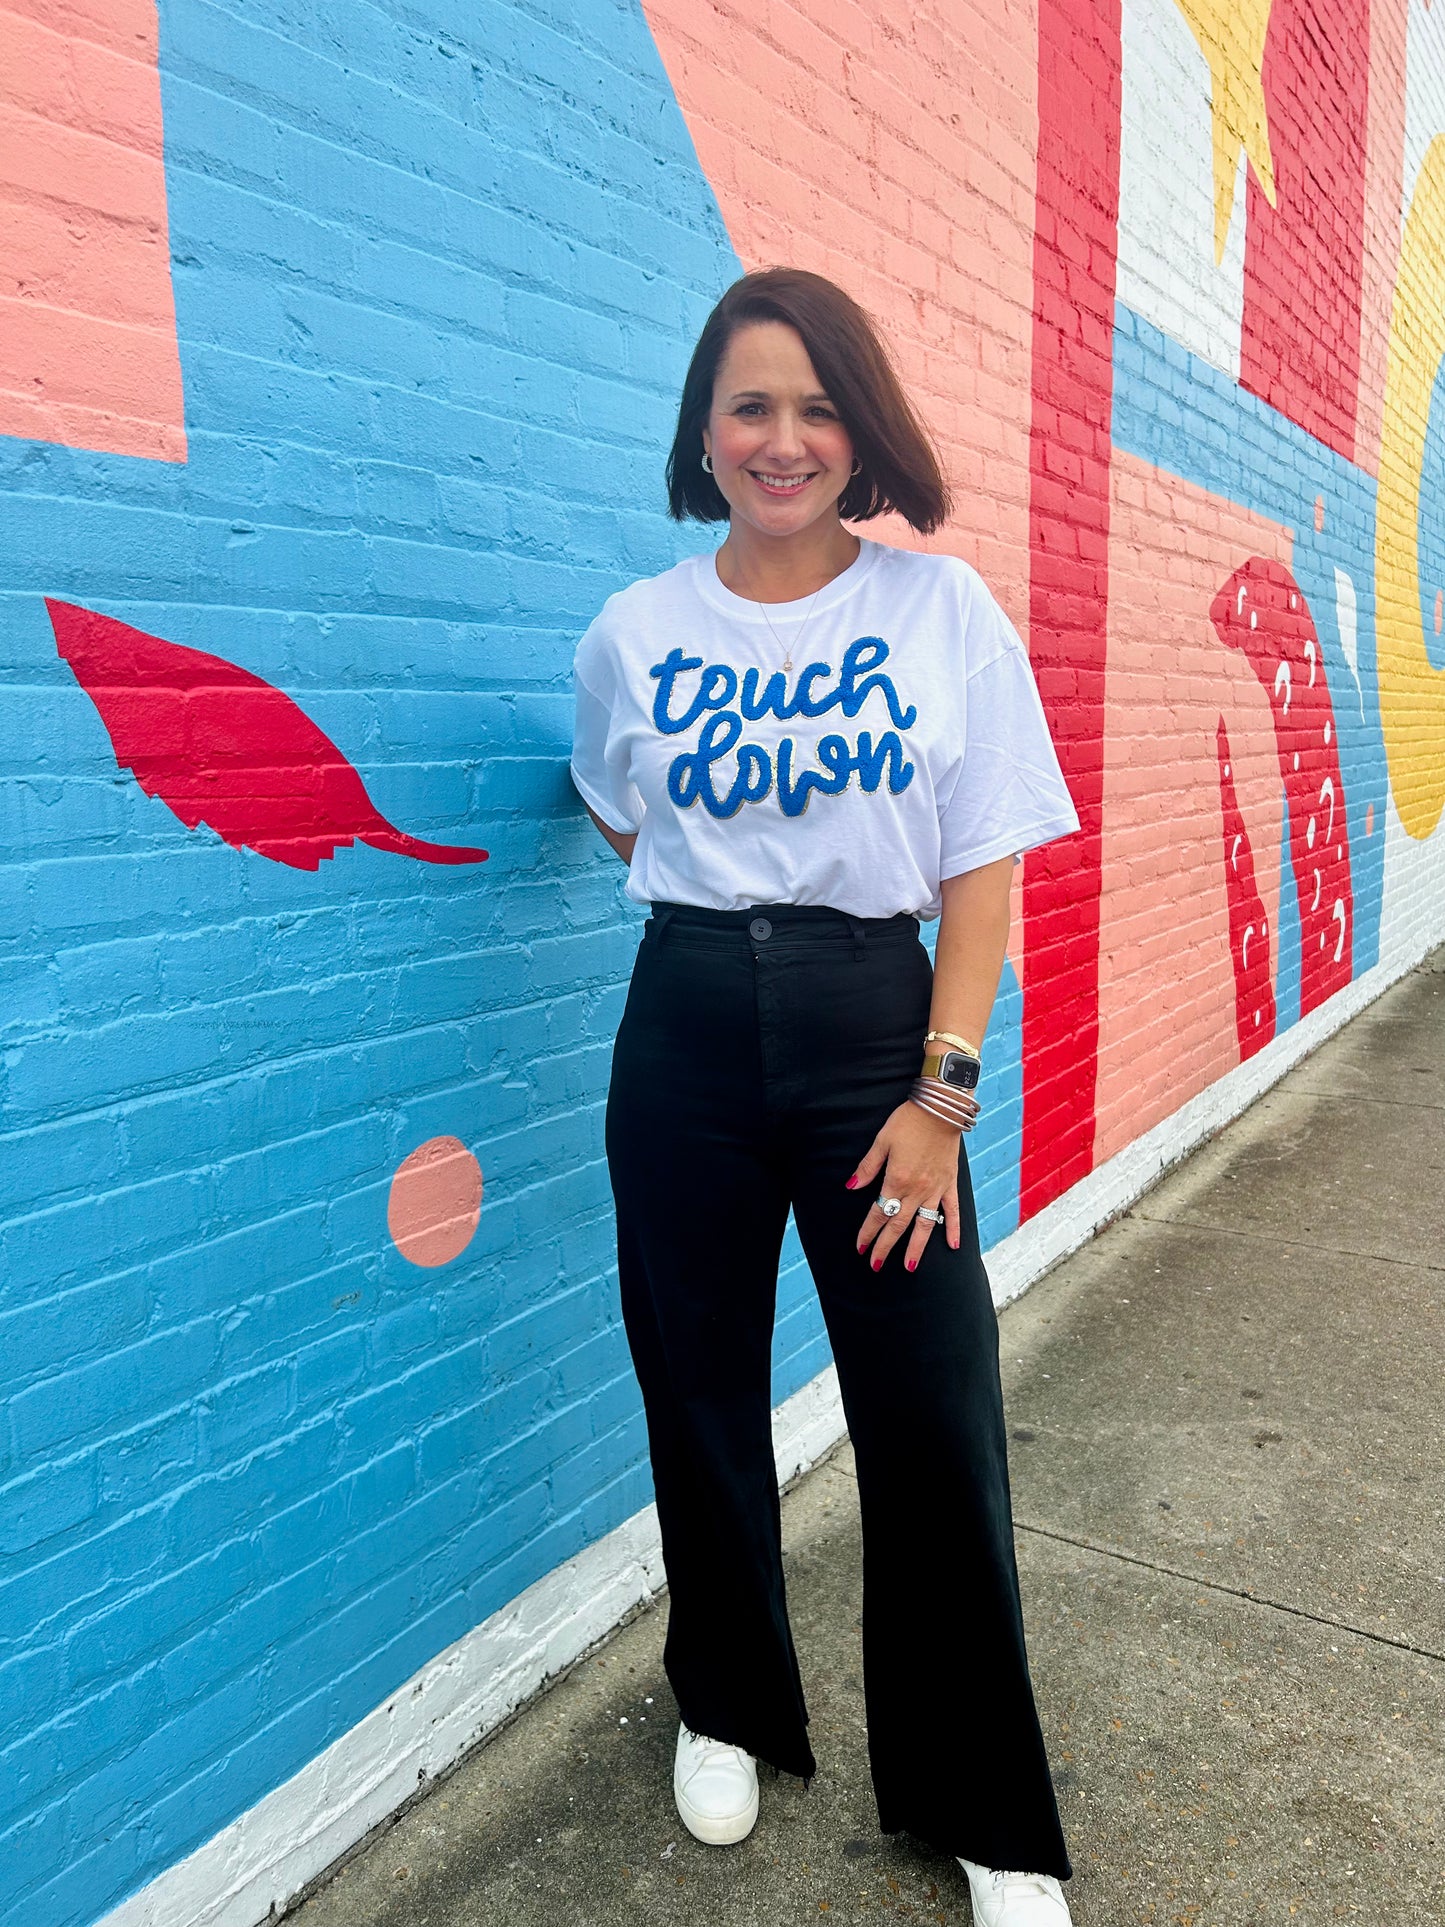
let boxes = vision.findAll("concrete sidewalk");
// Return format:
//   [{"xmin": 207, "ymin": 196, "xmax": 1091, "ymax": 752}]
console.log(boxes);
[{"xmin": 293, "ymin": 951, "xmax": 1445, "ymax": 1927}]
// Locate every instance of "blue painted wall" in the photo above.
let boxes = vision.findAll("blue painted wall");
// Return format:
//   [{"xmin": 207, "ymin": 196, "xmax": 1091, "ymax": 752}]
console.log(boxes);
[
  {"xmin": 1111, "ymin": 306, "xmax": 1388, "ymax": 985},
  {"xmin": 0, "ymin": 7, "xmax": 1040, "ymax": 1924},
  {"xmin": 0, "ymin": 5, "xmax": 746, "ymax": 1922}
]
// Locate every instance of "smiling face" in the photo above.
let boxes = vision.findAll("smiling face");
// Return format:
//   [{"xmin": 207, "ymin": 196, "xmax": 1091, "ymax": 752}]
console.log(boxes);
[{"xmin": 702, "ymin": 321, "xmax": 856, "ymax": 542}]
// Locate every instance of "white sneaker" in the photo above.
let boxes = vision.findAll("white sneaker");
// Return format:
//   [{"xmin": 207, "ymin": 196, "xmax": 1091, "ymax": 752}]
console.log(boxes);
[
  {"xmin": 672, "ymin": 1721, "xmax": 759, "ymax": 1845},
  {"xmin": 957, "ymin": 1857, "xmax": 1072, "ymax": 1926}
]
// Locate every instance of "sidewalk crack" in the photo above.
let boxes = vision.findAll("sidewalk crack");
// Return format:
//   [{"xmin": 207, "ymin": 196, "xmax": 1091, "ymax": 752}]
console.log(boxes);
[
  {"xmin": 1126, "ymin": 1212, "xmax": 1445, "ymax": 1276},
  {"xmin": 1283, "ymin": 1088, "xmax": 1444, "ymax": 1113},
  {"xmin": 1015, "ymin": 1519, "xmax": 1445, "ymax": 1665}
]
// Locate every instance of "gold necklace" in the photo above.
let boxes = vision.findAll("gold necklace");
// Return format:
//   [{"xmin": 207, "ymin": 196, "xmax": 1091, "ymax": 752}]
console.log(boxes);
[
  {"xmin": 736, "ymin": 570, "xmax": 827, "ymax": 674},
  {"xmin": 757, "ymin": 588, "xmax": 824, "ymax": 674}
]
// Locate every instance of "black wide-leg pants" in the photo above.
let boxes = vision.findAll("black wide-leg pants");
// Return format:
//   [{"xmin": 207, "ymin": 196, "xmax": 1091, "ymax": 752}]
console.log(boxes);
[{"xmin": 604, "ymin": 899, "xmax": 1072, "ymax": 1881}]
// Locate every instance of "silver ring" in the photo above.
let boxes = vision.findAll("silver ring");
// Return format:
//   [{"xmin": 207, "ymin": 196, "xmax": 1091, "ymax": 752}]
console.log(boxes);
[
  {"xmin": 915, "ymin": 1205, "xmax": 945, "ymax": 1224},
  {"xmin": 878, "ymin": 1195, "xmax": 902, "ymax": 1217}
]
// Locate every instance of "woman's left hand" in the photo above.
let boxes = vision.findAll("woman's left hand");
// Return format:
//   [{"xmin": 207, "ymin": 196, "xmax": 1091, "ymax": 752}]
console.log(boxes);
[{"xmin": 848, "ymin": 1099, "xmax": 962, "ymax": 1272}]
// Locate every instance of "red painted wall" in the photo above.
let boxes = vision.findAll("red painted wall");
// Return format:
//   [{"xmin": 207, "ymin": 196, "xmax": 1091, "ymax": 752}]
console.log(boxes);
[{"xmin": 1021, "ymin": 0, "xmax": 1121, "ymax": 1217}]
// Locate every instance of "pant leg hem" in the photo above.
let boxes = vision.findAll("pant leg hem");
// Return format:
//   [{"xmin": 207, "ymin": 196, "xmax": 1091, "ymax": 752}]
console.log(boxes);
[
  {"xmin": 876, "ymin": 1818, "xmax": 1073, "ymax": 1884},
  {"xmin": 674, "ymin": 1706, "xmax": 817, "ymax": 1784}
]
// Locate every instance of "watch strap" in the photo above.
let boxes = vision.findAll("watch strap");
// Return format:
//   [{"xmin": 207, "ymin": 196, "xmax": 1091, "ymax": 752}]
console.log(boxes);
[{"xmin": 925, "ymin": 1028, "xmax": 981, "ymax": 1057}]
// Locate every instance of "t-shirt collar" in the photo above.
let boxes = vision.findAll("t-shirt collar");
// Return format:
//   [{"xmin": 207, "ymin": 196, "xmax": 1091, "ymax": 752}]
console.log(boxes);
[{"xmin": 689, "ymin": 535, "xmax": 882, "ymax": 621}]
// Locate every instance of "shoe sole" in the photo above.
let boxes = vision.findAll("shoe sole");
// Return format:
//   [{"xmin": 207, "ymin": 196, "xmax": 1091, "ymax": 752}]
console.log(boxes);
[{"xmin": 673, "ymin": 1776, "xmax": 760, "ymax": 1846}]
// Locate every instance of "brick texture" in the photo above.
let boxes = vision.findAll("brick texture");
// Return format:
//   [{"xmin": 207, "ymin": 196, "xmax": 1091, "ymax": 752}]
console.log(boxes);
[{"xmin": 3, "ymin": 4, "xmax": 1445, "ymax": 1926}]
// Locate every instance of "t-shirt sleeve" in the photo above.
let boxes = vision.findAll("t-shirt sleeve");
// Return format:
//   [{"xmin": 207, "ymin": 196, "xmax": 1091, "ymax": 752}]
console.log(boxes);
[
  {"xmin": 569, "ymin": 620, "xmax": 644, "ymax": 835},
  {"xmin": 936, "ymin": 592, "xmax": 1080, "ymax": 878}
]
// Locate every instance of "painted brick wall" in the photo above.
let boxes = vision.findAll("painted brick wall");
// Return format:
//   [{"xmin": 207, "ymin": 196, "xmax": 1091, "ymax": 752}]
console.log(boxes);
[
  {"xmin": 4, "ymin": 4, "xmax": 1445, "ymax": 1926},
  {"xmin": 0, "ymin": 7, "xmax": 759, "ymax": 1923}
]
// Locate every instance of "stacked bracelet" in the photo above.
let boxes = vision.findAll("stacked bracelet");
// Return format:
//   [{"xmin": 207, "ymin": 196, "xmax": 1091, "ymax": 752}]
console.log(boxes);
[{"xmin": 909, "ymin": 1074, "xmax": 982, "ymax": 1134}]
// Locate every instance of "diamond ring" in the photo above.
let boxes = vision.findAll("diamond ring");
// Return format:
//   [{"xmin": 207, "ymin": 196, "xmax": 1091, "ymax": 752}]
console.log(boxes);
[
  {"xmin": 878, "ymin": 1195, "xmax": 902, "ymax": 1217},
  {"xmin": 915, "ymin": 1205, "xmax": 945, "ymax": 1224}
]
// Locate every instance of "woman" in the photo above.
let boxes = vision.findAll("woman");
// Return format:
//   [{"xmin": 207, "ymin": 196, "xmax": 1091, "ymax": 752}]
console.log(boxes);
[{"xmin": 569, "ymin": 269, "xmax": 1080, "ymax": 1927}]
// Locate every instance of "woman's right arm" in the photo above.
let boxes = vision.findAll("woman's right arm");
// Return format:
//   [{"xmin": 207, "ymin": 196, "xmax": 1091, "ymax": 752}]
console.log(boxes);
[{"xmin": 583, "ymin": 803, "xmax": 637, "ymax": 865}]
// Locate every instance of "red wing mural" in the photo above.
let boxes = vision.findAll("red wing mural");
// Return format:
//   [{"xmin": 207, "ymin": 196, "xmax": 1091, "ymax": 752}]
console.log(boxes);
[
  {"xmin": 1216, "ymin": 717, "xmax": 1277, "ymax": 1059},
  {"xmin": 48, "ymin": 602, "xmax": 489, "ymax": 871},
  {"xmin": 1209, "ymin": 560, "xmax": 1352, "ymax": 1016}
]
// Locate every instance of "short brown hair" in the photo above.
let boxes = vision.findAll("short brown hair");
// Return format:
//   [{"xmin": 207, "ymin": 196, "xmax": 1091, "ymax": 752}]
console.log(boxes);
[{"xmin": 665, "ymin": 268, "xmax": 951, "ymax": 535}]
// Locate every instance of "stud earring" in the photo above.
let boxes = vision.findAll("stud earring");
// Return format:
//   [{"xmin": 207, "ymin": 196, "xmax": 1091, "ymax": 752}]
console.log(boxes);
[{"xmin": 701, "ymin": 451, "xmax": 714, "ymax": 473}]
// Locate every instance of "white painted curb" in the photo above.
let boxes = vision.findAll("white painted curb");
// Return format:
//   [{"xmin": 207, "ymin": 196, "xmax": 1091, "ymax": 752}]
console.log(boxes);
[
  {"xmin": 985, "ymin": 935, "xmax": 1436, "ymax": 1308},
  {"xmin": 96, "ymin": 1366, "xmax": 845, "ymax": 1927}
]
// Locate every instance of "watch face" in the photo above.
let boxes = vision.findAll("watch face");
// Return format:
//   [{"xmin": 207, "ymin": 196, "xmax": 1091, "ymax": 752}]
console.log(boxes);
[{"xmin": 941, "ymin": 1050, "xmax": 981, "ymax": 1090}]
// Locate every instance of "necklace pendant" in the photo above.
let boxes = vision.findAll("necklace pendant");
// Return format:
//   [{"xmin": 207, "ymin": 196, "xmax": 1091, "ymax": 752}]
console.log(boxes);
[{"xmin": 748, "ymin": 575, "xmax": 822, "ymax": 681}]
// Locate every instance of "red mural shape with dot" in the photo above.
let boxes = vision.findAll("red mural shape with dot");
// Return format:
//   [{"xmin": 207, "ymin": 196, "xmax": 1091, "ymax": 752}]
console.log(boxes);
[
  {"xmin": 48, "ymin": 600, "xmax": 489, "ymax": 871},
  {"xmin": 1209, "ymin": 560, "xmax": 1353, "ymax": 1017},
  {"xmin": 1216, "ymin": 718, "xmax": 1277, "ymax": 1059}
]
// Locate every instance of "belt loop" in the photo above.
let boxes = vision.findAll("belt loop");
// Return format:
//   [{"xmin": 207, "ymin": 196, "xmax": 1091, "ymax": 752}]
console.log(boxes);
[{"xmin": 843, "ymin": 911, "xmax": 867, "ymax": 962}]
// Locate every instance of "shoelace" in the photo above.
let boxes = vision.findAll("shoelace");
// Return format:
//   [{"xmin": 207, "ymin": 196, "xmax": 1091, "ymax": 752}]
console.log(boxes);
[
  {"xmin": 681, "ymin": 1726, "xmax": 749, "ymax": 1770},
  {"xmin": 987, "ymin": 1869, "xmax": 1062, "ymax": 1902}
]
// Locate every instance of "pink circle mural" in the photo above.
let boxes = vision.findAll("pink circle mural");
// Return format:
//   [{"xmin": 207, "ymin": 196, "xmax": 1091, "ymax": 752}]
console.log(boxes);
[{"xmin": 387, "ymin": 1137, "xmax": 483, "ymax": 1267}]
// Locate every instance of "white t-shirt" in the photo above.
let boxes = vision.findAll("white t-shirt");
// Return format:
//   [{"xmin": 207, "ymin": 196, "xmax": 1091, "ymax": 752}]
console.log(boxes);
[{"xmin": 569, "ymin": 537, "xmax": 1079, "ymax": 920}]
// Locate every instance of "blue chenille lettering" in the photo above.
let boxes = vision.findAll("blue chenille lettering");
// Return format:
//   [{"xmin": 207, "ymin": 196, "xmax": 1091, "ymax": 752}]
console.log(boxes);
[
  {"xmin": 651, "ymin": 637, "xmax": 919, "ymax": 819},
  {"xmin": 665, "ymin": 711, "xmax": 773, "ymax": 818},
  {"xmin": 854, "ymin": 729, "xmax": 916, "ymax": 794},
  {"xmin": 776, "ymin": 731, "xmax": 915, "ymax": 816},
  {"xmin": 837, "ymin": 638, "xmax": 918, "ymax": 728},
  {"xmin": 651, "ymin": 648, "xmax": 738, "ymax": 736},
  {"xmin": 649, "ymin": 648, "xmax": 702, "ymax": 732},
  {"xmin": 738, "ymin": 662, "xmax": 828, "ymax": 720},
  {"xmin": 774, "ymin": 734, "xmax": 851, "ymax": 816}
]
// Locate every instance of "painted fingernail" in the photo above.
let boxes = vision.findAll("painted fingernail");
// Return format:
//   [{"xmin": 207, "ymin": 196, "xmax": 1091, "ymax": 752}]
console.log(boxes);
[
  {"xmin": 906, "ymin": 1258, "xmax": 917, "ymax": 1272},
  {"xmin": 871, "ymin": 1258, "xmax": 881, "ymax": 1272},
  {"xmin": 845, "ymin": 1175, "xmax": 859, "ymax": 1189}
]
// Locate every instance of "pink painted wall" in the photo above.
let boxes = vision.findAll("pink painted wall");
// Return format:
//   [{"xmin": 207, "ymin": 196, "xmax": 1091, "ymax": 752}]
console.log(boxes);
[
  {"xmin": 0, "ymin": 0, "xmax": 185, "ymax": 460},
  {"xmin": 641, "ymin": 0, "xmax": 1040, "ymax": 627},
  {"xmin": 1093, "ymin": 457, "xmax": 1290, "ymax": 1163}
]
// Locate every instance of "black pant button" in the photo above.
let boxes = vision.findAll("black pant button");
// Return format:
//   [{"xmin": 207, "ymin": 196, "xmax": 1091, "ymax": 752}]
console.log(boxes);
[{"xmin": 748, "ymin": 916, "xmax": 772, "ymax": 941}]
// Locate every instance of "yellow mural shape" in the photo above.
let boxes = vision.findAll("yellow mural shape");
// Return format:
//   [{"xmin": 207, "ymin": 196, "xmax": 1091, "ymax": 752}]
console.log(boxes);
[
  {"xmin": 1174, "ymin": 0, "xmax": 1277, "ymax": 262},
  {"xmin": 1376, "ymin": 135, "xmax": 1445, "ymax": 841}
]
